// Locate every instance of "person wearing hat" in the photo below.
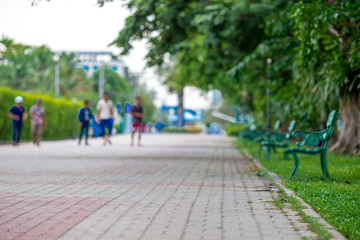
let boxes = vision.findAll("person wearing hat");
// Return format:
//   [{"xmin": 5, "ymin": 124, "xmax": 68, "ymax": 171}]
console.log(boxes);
[
  {"xmin": 30, "ymin": 98, "xmax": 47, "ymax": 146},
  {"xmin": 7, "ymin": 96, "xmax": 28, "ymax": 146}
]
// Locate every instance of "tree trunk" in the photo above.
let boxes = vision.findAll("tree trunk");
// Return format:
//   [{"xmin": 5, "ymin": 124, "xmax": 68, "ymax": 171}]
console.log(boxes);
[
  {"xmin": 178, "ymin": 89, "xmax": 184, "ymax": 127},
  {"xmin": 329, "ymin": 97, "xmax": 360, "ymax": 155},
  {"xmin": 329, "ymin": 125, "xmax": 338, "ymax": 148}
]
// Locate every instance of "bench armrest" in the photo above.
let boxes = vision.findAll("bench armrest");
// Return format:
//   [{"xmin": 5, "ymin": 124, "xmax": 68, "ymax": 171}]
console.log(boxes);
[{"xmin": 292, "ymin": 130, "xmax": 327, "ymax": 148}]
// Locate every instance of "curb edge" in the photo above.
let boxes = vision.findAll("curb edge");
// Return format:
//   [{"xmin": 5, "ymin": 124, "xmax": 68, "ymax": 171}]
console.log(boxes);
[{"xmin": 242, "ymin": 149, "xmax": 346, "ymax": 240}]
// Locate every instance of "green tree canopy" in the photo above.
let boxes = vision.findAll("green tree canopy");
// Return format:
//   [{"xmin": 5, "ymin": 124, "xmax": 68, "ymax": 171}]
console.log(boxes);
[{"xmin": 112, "ymin": 0, "xmax": 360, "ymax": 154}]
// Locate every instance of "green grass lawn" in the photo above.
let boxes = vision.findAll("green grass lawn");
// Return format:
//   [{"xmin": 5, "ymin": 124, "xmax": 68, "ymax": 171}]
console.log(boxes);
[{"xmin": 236, "ymin": 139, "xmax": 360, "ymax": 240}]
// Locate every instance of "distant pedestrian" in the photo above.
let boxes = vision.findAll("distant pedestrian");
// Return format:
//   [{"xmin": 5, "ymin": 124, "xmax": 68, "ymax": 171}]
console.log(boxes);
[
  {"xmin": 7, "ymin": 96, "xmax": 28, "ymax": 146},
  {"xmin": 30, "ymin": 98, "xmax": 47, "ymax": 146},
  {"xmin": 78, "ymin": 100, "xmax": 92, "ymax": 146},
  {"xmin": 96, "ymin": 93, "xmax": 114, "ymax": 146},
  {"xmin": 130, "ymin": 96, "xmax": 143, "ymax": 147}
]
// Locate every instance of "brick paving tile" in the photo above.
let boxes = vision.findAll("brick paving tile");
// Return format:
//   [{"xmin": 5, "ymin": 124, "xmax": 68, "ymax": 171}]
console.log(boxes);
[{"xmin": 0, "ymin": 134, "xmax": 318, "ymax": 240}]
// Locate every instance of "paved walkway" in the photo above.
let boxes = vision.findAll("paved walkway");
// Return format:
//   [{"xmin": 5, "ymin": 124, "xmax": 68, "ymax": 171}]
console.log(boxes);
[{"xmin": 0, "ymin": 134, "xmax": 317, "ymax": 240}]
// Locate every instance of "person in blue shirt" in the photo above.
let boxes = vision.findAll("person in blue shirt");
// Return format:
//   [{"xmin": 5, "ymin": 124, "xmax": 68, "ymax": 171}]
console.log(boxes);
[
  {"xmin": 7, "ymin": 96, "xmax": 28, "ymax": 146},
  {"xmin": 78, "ymin": 100, "xmax": 92, "ymax": 145}
]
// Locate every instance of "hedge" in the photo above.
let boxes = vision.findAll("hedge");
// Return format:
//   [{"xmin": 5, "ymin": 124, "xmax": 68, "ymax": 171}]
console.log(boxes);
[{"xmin": 0, "ymin": 87, "xmax": 82, "ymax": 142}]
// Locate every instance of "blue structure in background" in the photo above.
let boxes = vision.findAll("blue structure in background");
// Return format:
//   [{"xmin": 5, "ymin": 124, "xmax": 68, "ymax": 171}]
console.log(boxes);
[
  {"xmin": 207, "ymin": 122, "xmax": 221, "ymax": 134},
  {"xmin": 89, "ymin": 116, "xmax": 116, "ymax": 137},
  {"xmin": 124, "ymin": 102, "xmax": 132, "ymax": 114},
  {"xmin": 89, "ymin": 115, "xmax": 100, "ymax": 137},
  {"xmin": 155, "ymin": 122, "xmax": 166, "ymax": 132},
  {"xmin": 124, "ymin": 102, "xmax": 132, "ymax": 134},
  {"xmin": 116, "ymin": 102, "xmax": 122, "ymax": 114},
  {"xmin": 160, "ymin": 105, "xmax": 204, "ymax": 127}
]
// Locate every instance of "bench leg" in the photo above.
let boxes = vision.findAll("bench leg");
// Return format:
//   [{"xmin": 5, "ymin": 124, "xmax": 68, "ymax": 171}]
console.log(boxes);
[
  {"xmin": 289, "ymin": 152, "xmax": 299, "ymax": 179},
  {"xmin": 272, "ymin": 146, "xmax": 277, "ymax": 153},
  {"xmin": 257, "ymin": 145, "xmax": 263, "ymax": 156},
  {"xmin": 320, "ymin": 153, "xmax": 330, "ymax": 179},
  {"xmin": 265, "ymin": 146, "xmax": 271, "ymax": 161}
]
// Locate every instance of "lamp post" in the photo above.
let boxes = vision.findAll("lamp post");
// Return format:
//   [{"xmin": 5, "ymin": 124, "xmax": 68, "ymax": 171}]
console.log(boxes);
[
  {"xmin": 98, "ymin": 63, "xmax": 105, "ymax": 100},
  {"xmin": 133, "ymin": 74, "xmax": 139, "ymax": 97},
  {"xmin": 53, "ymin": 55, "xmax": 60, "ymax": 98},
  {"xmin": 129, "ymin": 71, "xmax": 141, "ymax": 97},
  {"xmin": 266, "ymin": 58, "xmax": 272, "ymax": 131}
]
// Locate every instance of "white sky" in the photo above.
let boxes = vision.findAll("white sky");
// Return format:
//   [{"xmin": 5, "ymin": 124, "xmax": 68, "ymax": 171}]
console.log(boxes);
[{"xmin": 0, "ymin": 0, "xmax": 211, "ymax": 109}]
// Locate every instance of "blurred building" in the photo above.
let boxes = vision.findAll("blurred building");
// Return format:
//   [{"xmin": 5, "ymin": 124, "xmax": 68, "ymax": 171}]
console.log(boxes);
[
  {"xmin": 56, "ymin": 51, "xmax": 126, "ymax": 77},
  {"xmin": 75, "ymin": 51, "xmax": 125, "ymax": 77}
]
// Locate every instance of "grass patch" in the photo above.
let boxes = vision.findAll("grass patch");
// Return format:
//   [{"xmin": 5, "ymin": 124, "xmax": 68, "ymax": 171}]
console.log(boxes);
[{"xmin": 237, "ymin": 139, "xmax": 360, "ymax": 240}]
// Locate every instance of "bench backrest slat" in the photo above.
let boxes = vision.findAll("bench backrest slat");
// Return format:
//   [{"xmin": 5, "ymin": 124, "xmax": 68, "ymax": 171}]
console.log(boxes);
[
  {"xmin": 274, "ymin": 120, "xmax": 281, "ymax": 132},
  {"xmin": 322, "ymin": 110, "xmax": 340, "ymax": 150},
  {"xmin": 285, "ymin": 120, "xmax": 297, "ymax": 141}
]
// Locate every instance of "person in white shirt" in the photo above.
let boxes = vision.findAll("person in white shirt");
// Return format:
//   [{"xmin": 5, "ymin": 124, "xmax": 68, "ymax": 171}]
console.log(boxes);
[{"xmin": 96, "ymin": 93, "xmax": 114, "ymax": 145}]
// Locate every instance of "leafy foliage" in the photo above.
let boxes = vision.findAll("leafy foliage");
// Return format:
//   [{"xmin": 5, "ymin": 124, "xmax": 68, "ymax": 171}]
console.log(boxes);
[
  {"xmin": 113, "ymin": 0, "xmax": 304, "ymax": 126},
  {"xmin": 0, "ymin": 38, "xmax": 88, "ymax": 97},
  {"xmin": 114, "ymin": 0, "xmax": 360, "ymax": 152},
  {"xmin": 290, "ymin": 0, "xmax": 360, "ymax": 104},
  {"xmin": 0, "ymin": 37, "xmax": 56, "ymax": 92}
]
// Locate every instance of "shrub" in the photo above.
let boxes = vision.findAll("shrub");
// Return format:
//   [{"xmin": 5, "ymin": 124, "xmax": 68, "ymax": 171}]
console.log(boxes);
[
  {"xmin": 0, "ymin": 87, "xmax": 82, "ymax": 142},
  {"xmin": 162, "ymin": 127, "xmax": 202, "ymax": 133},
  {"xmin": 186, "ymin": 127, "xmax": 203, "ymax": 133},
  {"xmin": 226, "ymin": 124, "xmax": 246, "ymax": 136}
]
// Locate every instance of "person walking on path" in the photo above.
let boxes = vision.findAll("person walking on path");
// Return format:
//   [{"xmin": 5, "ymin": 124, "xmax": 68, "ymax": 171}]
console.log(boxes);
[
  {"xmin": 78, "ymin": 100, "xmax": 92, "ymax": 146},
  {"xmin": 30, "ymin": 98, "xmax": 47, "ymax": 146},
  {"xmin": 7, "ymin": 96, "xmax": 28, "ymax": 146},
  {"xmin": 96, "ymin": 93, "xmax": 114, "ymax": 146},
  {"xmin": 130, "ymin": 96, "xmax": 143, "ymax": 147}
]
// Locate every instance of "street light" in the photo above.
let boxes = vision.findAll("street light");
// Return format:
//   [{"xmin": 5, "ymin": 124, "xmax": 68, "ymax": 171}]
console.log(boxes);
[
  {"xmin": 266, "ymin": 58, "xmax": 272, "ymax": 131},
  {"xmin": 129, "ymin": 71, "xmax": 142, "ymax": 97},
  {"xmin": 53, "ymin": 55, "xmax": 60, "ymax": 98},
  {"xmin": 98, "ymin": 63, "xmax": 105, "ymax": 100}
]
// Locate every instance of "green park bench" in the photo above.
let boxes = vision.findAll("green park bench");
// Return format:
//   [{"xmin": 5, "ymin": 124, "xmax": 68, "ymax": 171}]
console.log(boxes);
[
  {"xmin": 254, "ymin": 120, "xmax": 281, "ymax": 142},
  {"xmin": 259, "ymin": 120, "xmax": 297, "ymax": 161},
  {"xmin": 284, "ymin": 110, "xmax": 340, "ymax": 179},
  {"xmin": 240, "ymin": 124, "xmax": 265, "ymax": 142},
  {"xmin": 241, "ymin": 120, "xmax": 281, "ymax": 148},
  {"xmin": 255, "ymin": 120, "xmax": 281, "ymax": 151},
  {"xmin": 241, "ymin": 129, "xmax": 265, "ymax": 142}
]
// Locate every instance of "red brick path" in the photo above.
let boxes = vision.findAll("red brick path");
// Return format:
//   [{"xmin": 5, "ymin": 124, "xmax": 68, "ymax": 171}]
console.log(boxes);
[{"xmin": 0, "ymin": 193, "xmax": 113, "ymax": 240}]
